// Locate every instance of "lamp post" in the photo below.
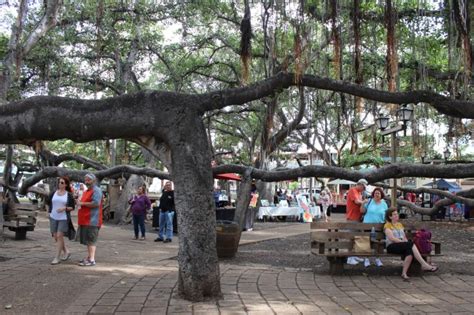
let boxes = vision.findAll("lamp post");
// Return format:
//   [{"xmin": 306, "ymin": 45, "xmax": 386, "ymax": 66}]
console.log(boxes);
[
  {"xmin": 443, "ymin": 148, "xmax": 451, "ymax": 161},
  {"xmin": 375, "ymin": 104, "xmax": 414, "ymax": 207}
]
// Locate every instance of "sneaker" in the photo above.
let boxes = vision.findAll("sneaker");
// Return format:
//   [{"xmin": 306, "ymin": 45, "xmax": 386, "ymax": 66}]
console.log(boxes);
[
  {"xmin": 78, "ymin": 258, "xmax": 87, "ymax": 264},
  {"xmin": 140, "ymin": 236, "xmax": 145, "ymax": 240},
  {"xmin": 163, "ymin": 239, "xmax": 172, "ymax": 243},
  {"xmin": 79, "ymin": 259, "xmax": 96, "ymax": 267},
  {"xmin": 354, "ymin": 257, "xmax": 364, "ymax": 262},
  {"xmin": 154, "ymin": 237, "xmax": 164, "ymax": 242},
  {"xmin": 247, "ymin": 228, "xmax": 253, "ymax": 232},
  {"xmin": 51, "ymin": 258, "xmax": 60, "ymax": 265},
  {"xmin": 375, "ymin": 258, "xmax": 383, "ymax": 267},
  {"xmin": 61, "ymin": 252, "xmax": 71, "ymax": 261},
  {"xmin": 364, "ymin": 258, "xmax": 371, "ymax": 268},
  {"xmin": 347, "ymin": 257, "xmax": 359, "ymax": 265}
]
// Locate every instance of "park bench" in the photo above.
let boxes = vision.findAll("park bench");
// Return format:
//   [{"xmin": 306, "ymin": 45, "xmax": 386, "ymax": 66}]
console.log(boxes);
[
  {"xmin": 311, "ymin": 221, "xmax": 441, "ymax": 274},
  {"xmin": 2, "ymin": 203, "xmax": 38, "ymax": 240}
]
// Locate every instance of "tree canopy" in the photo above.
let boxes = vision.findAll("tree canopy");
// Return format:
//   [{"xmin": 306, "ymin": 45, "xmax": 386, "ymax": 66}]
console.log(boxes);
[{"xmin": 1, "ymin": 0, "xmax": 473, "ymax": 301}]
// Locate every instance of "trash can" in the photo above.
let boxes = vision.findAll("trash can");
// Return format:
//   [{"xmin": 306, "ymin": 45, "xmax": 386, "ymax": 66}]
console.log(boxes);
[{"xmin": 215, "ymin": 220, "xmax": 240, "ymax": 258}]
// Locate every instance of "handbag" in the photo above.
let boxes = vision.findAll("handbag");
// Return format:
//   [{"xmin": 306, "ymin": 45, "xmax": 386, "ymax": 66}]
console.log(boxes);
[
  {"xmin": 68, "ymin": 225, "xmax": 76, "ymax": 241},
  {"xmin": 353, "ymin": 236, "xmax": 371, "ymax": 253},
  {"xmin": 66, "ymin": 214, "xmax": 76, "ymax": 241},
  {"xmin": 359, "ymin": 198, "xmax": 372, "ymax": 222}
]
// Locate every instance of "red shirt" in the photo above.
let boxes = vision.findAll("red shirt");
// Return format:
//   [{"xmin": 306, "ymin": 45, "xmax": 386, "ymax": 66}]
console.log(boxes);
[
  {"xmin": 346, "ymin": 187, "xmax": 362, "ymax": 221},
  {"xmin": 78, "ymin": 186, "xmax": 103, "ymax": 227}
]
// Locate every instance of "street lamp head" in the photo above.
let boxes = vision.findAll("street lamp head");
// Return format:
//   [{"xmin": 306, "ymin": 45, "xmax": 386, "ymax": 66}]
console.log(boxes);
[
  {"xmin": 397, "ymin": 104, "xmax": 414, "ymax": 122},
  {"xmin": 375, "ymin": 116, "xmax": 390, "ymax": 130},
  {"xmin": 443, "ymin": 148, "xmax": 451, "ymax": 161}
]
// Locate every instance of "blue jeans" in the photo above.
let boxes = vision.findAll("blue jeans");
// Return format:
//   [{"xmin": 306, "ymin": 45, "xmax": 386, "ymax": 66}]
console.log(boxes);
[
  {"xmin": 132, "ymin": 214, "xmax": 146, "ymax": 238},
  {"xmin": 159, "ymin": 211, "xmax": 174, "ymax": 240}
]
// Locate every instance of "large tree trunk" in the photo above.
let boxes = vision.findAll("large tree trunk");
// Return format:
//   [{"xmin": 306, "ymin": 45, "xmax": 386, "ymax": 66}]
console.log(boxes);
[
  {"xmin": 114, "ymin": 174, "xmax": 144, "ymax": 224},
  {"xmin": 169, "ymin": 113, "xmax": 221, "ymax": 301},
  {"xmin": 453, "ymin": 0, "xmax": 472, "ymax": 97},
  {"xmin": 234, "ymin": 169, "xmax": 253, "ymax": 230}
]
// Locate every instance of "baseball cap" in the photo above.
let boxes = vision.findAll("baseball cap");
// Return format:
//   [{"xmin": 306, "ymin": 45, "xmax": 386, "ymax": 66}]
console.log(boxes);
[
  {"xmin": 357, "ymin": 178, "xmax": 368, "ymax": 186},
  {"xmin": 85, "ymin": 173, "xmax": 96, "ymax": 181}
]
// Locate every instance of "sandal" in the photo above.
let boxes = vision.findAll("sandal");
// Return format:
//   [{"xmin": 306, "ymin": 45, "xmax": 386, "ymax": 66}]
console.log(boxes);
[{"xmin": 425, "ymin": 266, "xmax": 439, "ymax": 272}]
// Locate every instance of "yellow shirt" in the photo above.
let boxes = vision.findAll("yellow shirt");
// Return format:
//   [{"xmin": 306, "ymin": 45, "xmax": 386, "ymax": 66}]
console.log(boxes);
[{"xmin": 384, "ymin": 222, "xmax": 405, "ymax": 246}]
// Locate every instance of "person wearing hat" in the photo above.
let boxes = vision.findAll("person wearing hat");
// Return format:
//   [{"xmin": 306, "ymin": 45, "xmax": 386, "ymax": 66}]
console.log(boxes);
[
  {"xmin": 346, "ymin": 178, "xmax": 368, "ymax": 265},
  {"xmin": 76, "ymin": 173, "xmax": 103, "ymax": 266}
]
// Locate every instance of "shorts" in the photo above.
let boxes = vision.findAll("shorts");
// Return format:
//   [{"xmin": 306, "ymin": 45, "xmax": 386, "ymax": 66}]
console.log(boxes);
[
  {"xmin": 387, "ymin": 240, "xmax": 414, "ymax": 259},
  {"xmin": 50, "ymin": 218, "xmax": 68, "ymax": 234},
  {"xmin": 78, "ymin": 225, "xmax": 100, "ymax": 246}
]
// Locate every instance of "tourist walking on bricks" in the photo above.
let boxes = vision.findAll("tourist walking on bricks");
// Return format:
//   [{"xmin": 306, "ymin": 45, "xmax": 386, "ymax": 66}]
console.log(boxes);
[
  {"xmin": 128, "ymin": 184, "xmax": 151, "ymax": 240},
  {"xmin": 155, "ymin": 181, "xmax": 175, "ymax": 243},
  {"xmin": 346, "ymin": 178, "xmax": 368, "ymax": 265},
  {"xmin": 76, "ymin": 173, "xmax": 103, "ymax": 266},
  {"xmin": 384, "ymin": 207, "xmax": 438, "ymax": 280},
  {"xmin": 361, "ymin": 187, "xmax": 388, "ymax": 267},
  {"xmin": 48, "ymin": 176, "xmax": 75, "ymax": 265},
  {"xmin": 320, "ymin": 190, "xmax": 331, "ymax": 222}
]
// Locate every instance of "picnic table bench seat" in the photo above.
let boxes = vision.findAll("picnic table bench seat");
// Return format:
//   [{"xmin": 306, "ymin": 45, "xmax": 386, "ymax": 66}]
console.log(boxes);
[
  {"xmin": 311, "ymin": 221, "xmax": 441, "ymax": 275},
  {"xmin": 2, "ymin": 203, "xmax": 38, "ymax": 240}
]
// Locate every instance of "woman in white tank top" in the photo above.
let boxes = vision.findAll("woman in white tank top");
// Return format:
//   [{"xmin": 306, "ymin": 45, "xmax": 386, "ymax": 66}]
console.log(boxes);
[{"xmin": 48, "ymin": 177, "xmax": 75, "ymax": 265}]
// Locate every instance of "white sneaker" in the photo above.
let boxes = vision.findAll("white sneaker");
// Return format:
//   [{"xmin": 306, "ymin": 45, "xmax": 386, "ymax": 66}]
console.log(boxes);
[
  {"xmin": 375, "ymin": 258, "xmax": 383, "ymax": 267},
  {"xmin": 354, "ymin": 257, "xmax": 364, "ymax": 262},
  {"xmin": 347, "ymin": 257, "xmax": 359, "ymax": 265},
  {"xmin": 364, "ymin": 258, "xmax": 370, "ymax": 268},
  {"xmin": 51, "ymin": 258, "xmax": 60, "ymax": 265}
]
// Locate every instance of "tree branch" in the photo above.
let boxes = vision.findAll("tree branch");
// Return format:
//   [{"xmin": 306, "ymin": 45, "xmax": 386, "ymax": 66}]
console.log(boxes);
[
  {"xmin": 22, "ymin": 0, "xmax": 62, "ymax": 56},
  {"xmin": 204, "ymin": 72, "xmax": 474, "ymax": 118},
  {"xmin": 212, "ymin": 162, "xmax": 474, "ymax": 184},
  {"xmin": 54, "ymin": 153, "xmax": 107, "ymax": 170},
  {"xmin": 19, "ymin": 165, "xmax": 171, "ymax": 195}
]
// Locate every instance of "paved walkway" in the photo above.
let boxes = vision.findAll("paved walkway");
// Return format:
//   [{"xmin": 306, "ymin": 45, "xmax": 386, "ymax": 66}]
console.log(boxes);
[{"xmin": 0, "ymin": 213, "xmax": 473, "ymax": 314}]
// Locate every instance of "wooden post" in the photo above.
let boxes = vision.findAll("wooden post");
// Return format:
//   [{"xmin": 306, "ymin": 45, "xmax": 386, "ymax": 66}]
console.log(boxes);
[{"xmin": 328, "ymin": 257, "xmax": 345, "ymax": 275}]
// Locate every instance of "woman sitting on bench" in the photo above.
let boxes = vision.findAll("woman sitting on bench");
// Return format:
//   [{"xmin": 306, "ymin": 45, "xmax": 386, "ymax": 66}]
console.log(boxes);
[{"xmin": 384, "ymin": 207, "xmax": 438, "ymax": 280}]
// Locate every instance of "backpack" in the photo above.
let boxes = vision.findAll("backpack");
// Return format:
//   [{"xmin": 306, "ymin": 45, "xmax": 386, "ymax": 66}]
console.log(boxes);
[{"xmin": 413, "ymin": 229, "xmax": 432, "ymax": 254}]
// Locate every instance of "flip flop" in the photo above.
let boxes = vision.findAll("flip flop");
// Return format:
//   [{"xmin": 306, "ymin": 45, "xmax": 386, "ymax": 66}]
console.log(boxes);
[{"xmin": 426, "ymin": 266, "xmax": 438, "ymax": 272}]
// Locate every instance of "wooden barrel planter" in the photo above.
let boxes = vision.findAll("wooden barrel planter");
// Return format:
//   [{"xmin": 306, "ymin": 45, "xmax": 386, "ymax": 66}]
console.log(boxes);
[{"xmin": 215, "ymin": 220, "xmax": 240, "ymax": 258}]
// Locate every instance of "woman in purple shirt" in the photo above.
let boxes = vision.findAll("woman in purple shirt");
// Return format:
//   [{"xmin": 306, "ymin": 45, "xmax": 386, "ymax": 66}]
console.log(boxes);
[{"xmin": 128, "ymin": 185, "xmax": 151, "ymax": 240}]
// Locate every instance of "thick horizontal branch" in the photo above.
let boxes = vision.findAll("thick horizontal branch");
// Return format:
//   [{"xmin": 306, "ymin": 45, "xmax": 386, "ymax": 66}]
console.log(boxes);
[
  {"xmin": 213, "ymin": 162, "xmax": 474, "ymax": 182},
  {"xmin": 206, "ymin": 72, "xmax": 474, "ymax": 118},
  {"xmin": 54, "ymin": 153, "xmax": 107, "ymax": 170},
  {"xmin": 2, "ymin": 72, "xmax": 474, "ymax": 145},
  {"xmin": 19, "ymin": 165, "xmax": 171, "ymax": 195},
  {"xmin": 379, "ymin": 183, "xmax": 474, "ymax": 205},
  {"xmin": 0, "ymin": 91, "xmax": 197, "ymax": 144},
  {"xmin": 397, "ymin": 199, "xmax": 453, "ymax": 216},
  {"xmin": 0, "ymin": 178, "xmax": 48, "ymax": 197}
]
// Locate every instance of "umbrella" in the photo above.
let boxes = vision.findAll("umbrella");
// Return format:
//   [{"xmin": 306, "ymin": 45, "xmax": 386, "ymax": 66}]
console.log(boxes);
[
  {"xmin": 214, "ymin": 173, "xmax": 241, "ymax": 181},
  {"xmin": 327, "ymin": 179, "xmax": 356, "ymax": 185},
  {"xmin": 422, "ymin": 179, "xmax": 461, "ymax": 192}
]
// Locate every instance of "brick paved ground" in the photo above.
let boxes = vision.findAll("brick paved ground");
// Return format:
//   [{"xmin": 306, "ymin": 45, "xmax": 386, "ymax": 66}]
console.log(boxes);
[{"xmin": 0, "ymin": 212, "xmax": 473, "ymax": 314}]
